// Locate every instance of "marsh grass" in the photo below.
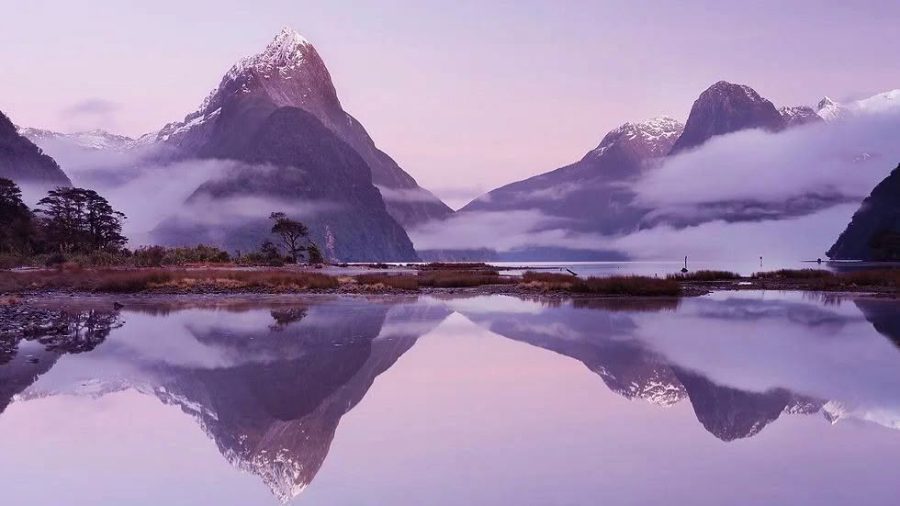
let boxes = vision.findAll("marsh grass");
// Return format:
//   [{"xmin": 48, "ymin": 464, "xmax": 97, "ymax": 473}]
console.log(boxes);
[
  {"xmin": 417, "ymin": 269, "xmax": 514, "ymax": 288},
  {"xmin": 569, "ymin": 276, "xmax": 682, "ymax": 296},
  {"xmin": 667, "ymin": 270, "xmax": 741, "ymax": 281},
  {"xmin": 752, "ymin": 269, "xmax": 833, "ymax": 279},
  {"xmin": 0, "ymin": 268, "xmax": 338, "ymax": 293},
  {"xmin": 355, "ymin": 274, "xmax": 419, "ymax": 290},
  {"xmin": 752, "ymin": 269, "xmax": 900, "ymax": 290}
]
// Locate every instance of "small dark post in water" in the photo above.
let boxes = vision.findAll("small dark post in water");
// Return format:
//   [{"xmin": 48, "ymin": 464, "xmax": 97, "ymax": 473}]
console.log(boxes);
[
  {"xmin": 817, "ymin": 258, "xmax": 822, "ymax": 264},
  {"xmin": 681, "ymin": 256, "xmax": 688, "ymax": 273},
  {"xmin": 760, "ymin": 256, "xmax": 763, "ymax": 268}
]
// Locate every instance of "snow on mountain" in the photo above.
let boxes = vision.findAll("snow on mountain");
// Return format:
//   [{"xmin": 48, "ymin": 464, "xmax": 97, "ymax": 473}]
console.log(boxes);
[
  {"xmin": 816, "ymin": 90, "xmax": 900, "ymax": 121},
  {"xmin": 778, "ymin": 105, "xmax": 823, "ymax": 127},
  {"xmin": 225, "ymin": 27, "xmax": 312, "ymax": 82},
  {"xmin": 816, "ymin": 96, "xmax": 846, "ymax": 121},
  {"xmin": 18, "ymin": 126, "xmax": 135, "ymax": 151},
  {"xmin": 586, "ymin": 116, "xmax": 684, "ymax": 160},
  {"xmin": 153, "ymin": 26, "xmax": 452, "ymax": 228},
  {"xmin": 855, "ymin": 89, "xmax": 900, "ymax": 114}
]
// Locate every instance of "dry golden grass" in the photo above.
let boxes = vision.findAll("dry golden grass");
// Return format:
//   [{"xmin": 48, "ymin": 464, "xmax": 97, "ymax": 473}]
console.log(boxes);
[
  {"xmin": 752, "ymin": 269, "xmax": 834, "ymax": 280},
  {"xmin": 521, "ymin": 271, "xmax": 578, "ymax": 284},
  {"xmin": 568, "ymin": 276, "xmax": 682, "ymax": 296},
  {"xmin": 751, "ymin": 269, "xmax": 900, "ymax": 290},
  {"xmin": 0, "ymin": 268, "xmax": 339, "ymax": 293},
  {"xmin": 667, "ymin": 270, "xmax": 741, "ymax": 281},
  {"xmin": 417, "ymin": 270, "xmax": 514, "ymax": 288},
  {"xmin": 355, "ymin": 274, "xmax": 419, "ymax": 290}
]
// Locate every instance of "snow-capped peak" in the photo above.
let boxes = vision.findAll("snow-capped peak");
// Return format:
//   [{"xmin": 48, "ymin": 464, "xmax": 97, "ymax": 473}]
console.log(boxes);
[
  {"xmin": 589, "ymin": 116, "xmax": 684, "ymax": 158},
  {"xmin": 225, "ymin": 27, "xmax": 313, "ymax": 81},
  {"xmin": 855, "ymin": 89, "xmax": 900, "ymax": 114},
  {"xmin": 816, "ymin": 96, "xmax": 844, "ymax": 121},
  {"xmin": 816, "ymin": 90, "xmax": 900, "ymax": 121},
  {"xmin": 17, "ymin": 126, "xmax": 135, "ymax": 150}
]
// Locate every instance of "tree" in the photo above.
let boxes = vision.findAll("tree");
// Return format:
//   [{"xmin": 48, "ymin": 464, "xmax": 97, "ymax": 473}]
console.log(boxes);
[
  {"xmin": 269, "ymin": 212, "xmax": 309, "ymax": 263},
  {"xmin": 0, "ymin": 178, "xmax": 35, "ymax": 253},
  {"xmin": 36, "ymin": 187, "xmax": 126, "ymax": 253},
  {"xmin": 259, "ymin": 240, "xmax": 284, "ymax": 266},
  {"xmin": 307, "ymin": 243, "xmax": 325, "ymax": 264}
]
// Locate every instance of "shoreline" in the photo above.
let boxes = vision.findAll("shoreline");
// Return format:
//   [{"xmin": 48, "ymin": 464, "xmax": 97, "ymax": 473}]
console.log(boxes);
[{"xmin": 1, "ymin": 264, "xmax": 897, "ymax": 300}]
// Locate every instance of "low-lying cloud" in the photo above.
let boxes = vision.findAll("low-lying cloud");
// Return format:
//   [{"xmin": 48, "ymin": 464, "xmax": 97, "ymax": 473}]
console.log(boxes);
[
  {"xmin": 634, "ymin": 109, "xmax": 900, "ymax": 210},
  {"xmin": 26, "ymin": 141, "xmax": 320, "ymax": 247},
  {"xmin": 412, "ymin": 105, "xmax": 900, "ymax": 261}
]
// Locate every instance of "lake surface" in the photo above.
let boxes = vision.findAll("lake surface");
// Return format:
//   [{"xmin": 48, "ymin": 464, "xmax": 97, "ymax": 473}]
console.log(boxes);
[
  {"xmin": 1, "ymin": 292, "xmax": 898, "ymax": 505},
  {"xmin": 488, "ymin": 259, "xmax": 888, "ymax": 277}
]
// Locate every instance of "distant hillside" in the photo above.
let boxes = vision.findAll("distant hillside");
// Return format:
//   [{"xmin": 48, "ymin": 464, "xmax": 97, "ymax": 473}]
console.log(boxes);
[
  {"xmin": 828, "ymin": 163, "xmax": 900, "ymax": 261},
  {"xmin": 0, "ymin": 110, "xmax": 71, "ymax": 188}
]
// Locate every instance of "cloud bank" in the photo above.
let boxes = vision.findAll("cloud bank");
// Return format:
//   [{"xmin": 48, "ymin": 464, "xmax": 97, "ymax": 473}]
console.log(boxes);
[{"xmin": 411, "ymin": 106, "xmax": 900, "ymax": 261}]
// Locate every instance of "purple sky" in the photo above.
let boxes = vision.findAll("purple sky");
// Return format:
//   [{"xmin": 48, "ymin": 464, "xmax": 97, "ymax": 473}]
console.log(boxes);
[{"xmin": 2, "ymin": 0, "xmax": 899, "ymax": 208}]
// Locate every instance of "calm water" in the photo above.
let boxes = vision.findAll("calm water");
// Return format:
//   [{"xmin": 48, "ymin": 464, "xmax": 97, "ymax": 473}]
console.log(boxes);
[
  {"xmin": 489, "ymin": 259, "xmax": 867, "ymax": 277},
  {"xmin": 1, "ymin": 292, "xmax": 898, "ymax": 505}
]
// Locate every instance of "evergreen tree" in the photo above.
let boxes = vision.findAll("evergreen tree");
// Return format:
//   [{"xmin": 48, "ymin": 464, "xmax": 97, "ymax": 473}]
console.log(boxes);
[
  {"xmin": 0, "ymin": 178, "xmax": 35, "ymax": 253},
  {"xmin": 36, "ymin": 187, "xmax": 126, "ymax": 253}
]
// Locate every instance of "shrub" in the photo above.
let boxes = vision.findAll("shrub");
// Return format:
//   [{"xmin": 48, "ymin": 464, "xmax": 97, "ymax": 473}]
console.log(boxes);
[
  {"xmin": 356, "ymin": 274, "xmax": 419, "ymax": 290},
  {"xmin": 0, "ymin": 268, "xmax": 340, "ymax": 293},
  {"xmin": 569, "ymin": 276, "xmax": 681, "ymax": 296},
  {"xmin": 133, "ymin": 246, "xmax": 167, "ymax": 267},
  {"xmin": 752, "ymin": 269, "xmax": 833, "ymax": 279},
  {"xmin": 667, "ymin": 270, "xmax": 741, "ymax": 281},
  {"xmin": 521, "ymin": 271, "xmax": 578, "ymax": 284},
  {"xmin": 133, "ymin": 244, "xmax": 231, "ymax": 266},
  {"xmin": 418, "ymin": 270, "xmax": 513, "ymax": 288},
  {"xmin": 0, "ymin": 254, "xmax": 27, "ymax": 270}
]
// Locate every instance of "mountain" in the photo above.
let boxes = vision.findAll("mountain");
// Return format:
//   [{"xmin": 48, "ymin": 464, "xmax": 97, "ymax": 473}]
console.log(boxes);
[
  {"xmin": 817, "ymin": 90, "xmax": 900, "ymax": 121},
  {"xmin": 429, "ymin": 117, "xmax": 684, "ymax": 260},
  {"xmin": 669, "ymin": 81, "xmax": 785, "ymax": 155},
  {"xmin": 150, "ymin": 28, "xmax": 424, "ymax": 260},
  {"xmin": 778, "ymin": 105, "xmax": 823, "ymax": 127},
  {"xmin": 827, "ymin": 163, "xmax": 900, "ymax": 260},
  {"xmin": 18, "ymin": 127, "xmax": 135, "ymax": 151},
  {"xmin": 463, "ymin": 116, "xmax": 683, "ymax": 218},
  {"xmin": 817, "ymin": 96, "xmax": 846, "ymax": 121},
  {"xmin": 155, "ymin": 105, "xmax": 418, "ymax": 261},
  {"xmin": 0, "ymin": 110, "xmax": 71, "ymax": 188},
  {"xmin": 154, "ymin": 27, "xmax": 451, "ymax": 228}
]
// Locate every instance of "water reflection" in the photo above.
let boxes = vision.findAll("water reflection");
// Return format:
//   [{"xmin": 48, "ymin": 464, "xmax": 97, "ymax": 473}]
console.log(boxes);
[{"xmin": 0, "ymin": 292, "xmax": 898, "ymax": 503}]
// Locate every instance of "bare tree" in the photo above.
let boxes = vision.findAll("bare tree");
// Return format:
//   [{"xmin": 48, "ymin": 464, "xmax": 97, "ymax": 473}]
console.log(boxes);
[{"xmin": 269, "ymin": 212, "xmax": 309, "ymax": 263}]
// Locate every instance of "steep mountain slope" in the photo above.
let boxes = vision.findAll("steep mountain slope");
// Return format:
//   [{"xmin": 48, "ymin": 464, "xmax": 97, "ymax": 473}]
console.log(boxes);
[
  {"xmin": 669, "ymin": 81, "xmax": 785, "ymax": 155},
  {"xmin": 156, "ymin": 27, "xmax": 451, "ymax": 228},
  {"xmin": 0, "ymin": 110, "xmax": 71, "ymax": 188},
  {"xmin": 417, "ymin": 117, "xmax": 681, "ymax": 259},
  {"xmin": 828, "ymin": 163, "xmax": 900, "ymax": 260},
  {"xmin": 462, "ymin": 117, "xmax": 681, "ymax": 225},
  {"xmin": 155, "ymin": 102, "xmax": 417, "ymax": 261},
  {"xmin": 150, "ymin": 29, "xmax": 424, "ymax": 260}
]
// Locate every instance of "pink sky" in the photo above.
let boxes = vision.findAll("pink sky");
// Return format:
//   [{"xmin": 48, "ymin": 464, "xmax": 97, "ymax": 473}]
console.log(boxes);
[{"xmin": 2, "ymin": 0, "xmax": 898, "ymax": 208}]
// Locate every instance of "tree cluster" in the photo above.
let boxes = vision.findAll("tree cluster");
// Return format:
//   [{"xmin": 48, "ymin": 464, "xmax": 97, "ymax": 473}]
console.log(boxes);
[{"xmin": 0, "ymin": 179, "xmax": 126, "ymax": 256}]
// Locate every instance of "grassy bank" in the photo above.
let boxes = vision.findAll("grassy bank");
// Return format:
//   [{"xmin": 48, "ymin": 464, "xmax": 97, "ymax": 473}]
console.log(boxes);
[{"xmin": 0, "ymin": 265, "xmax": 896, "ymax": 296}]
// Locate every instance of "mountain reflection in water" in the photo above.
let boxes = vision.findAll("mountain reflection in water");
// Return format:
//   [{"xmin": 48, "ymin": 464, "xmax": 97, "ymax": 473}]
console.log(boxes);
[{"xmin": 0, "ymin": 292, "xmax": 898, "ymax": 504}]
